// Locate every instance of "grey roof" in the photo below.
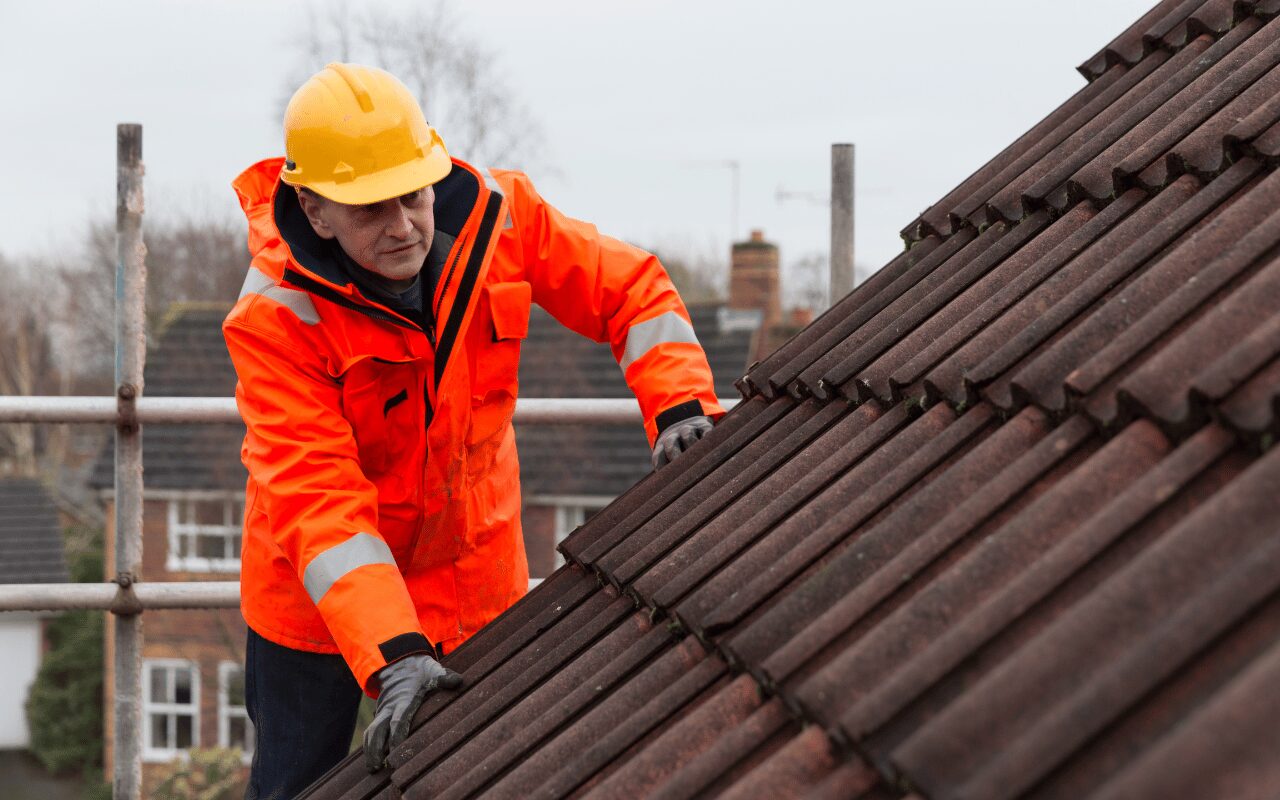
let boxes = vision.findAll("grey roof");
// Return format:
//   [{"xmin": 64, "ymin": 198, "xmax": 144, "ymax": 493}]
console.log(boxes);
[
  {"xmin": 92, "ymin": 301, "xmax": 754, "ymax": 498},
  {"xmin": 516, "ymin": 304, "xmax": 755, "ymax": 498},
  {"xmin": 519, "ymin": 304, "xmax": 752, "ymax": 400},
  {"xmin": 0, "ymin": 477, "xmax": 68, "ymax": 584},
  {"xmin": 89, "ymin": 304, "xmax": 245, "ymax": 491}
]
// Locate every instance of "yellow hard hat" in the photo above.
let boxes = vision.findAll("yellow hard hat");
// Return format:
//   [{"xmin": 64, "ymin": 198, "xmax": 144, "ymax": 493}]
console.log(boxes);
[{"xmin": 280, "ymin": 62, "xmax": 451, "ymax": 205}]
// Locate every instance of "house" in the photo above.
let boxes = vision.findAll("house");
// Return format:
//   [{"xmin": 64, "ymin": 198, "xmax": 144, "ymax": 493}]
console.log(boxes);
[
  {"xmin": 298, "ymin": 1, "xmax": 1280, "ymax": 797},
  {"xmin": 93, "ymin": 247, "xmax": 768, "ymax": 787},
  {"xmin": 0, "ymin": 477, "xmax": 69, "ymax": 750}
]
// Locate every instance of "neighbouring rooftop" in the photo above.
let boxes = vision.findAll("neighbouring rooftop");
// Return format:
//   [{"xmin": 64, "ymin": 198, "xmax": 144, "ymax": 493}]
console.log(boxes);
[
  {"xmin": 0, "ymin": 477, "xmax": 68, "ymax": 585},
  {"xmin": 301, "ymin": 1, "xmax": 1280, "ymax": 797},
  {"xmin": 517, "ymin": 303, "xmax": 755, "ymax": 498}
]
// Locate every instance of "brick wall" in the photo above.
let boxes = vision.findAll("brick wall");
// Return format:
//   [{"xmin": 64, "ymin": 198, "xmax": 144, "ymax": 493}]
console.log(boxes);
[
  {"xmin": 104, "ymin": 497, "xmax": 251, "ymax": 794},
  {"xmin": 138, "ymin": 608, "xmax": 250, "ymax": 796},
  {"xmin": 522, "ymin": 504, "xmax": 558, "ymax": 579}
]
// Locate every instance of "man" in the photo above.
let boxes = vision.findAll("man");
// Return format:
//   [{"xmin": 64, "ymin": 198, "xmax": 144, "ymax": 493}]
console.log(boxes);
[{"xmin": 224, "ymin": 62, "xmax": 723, "ymax": 797}]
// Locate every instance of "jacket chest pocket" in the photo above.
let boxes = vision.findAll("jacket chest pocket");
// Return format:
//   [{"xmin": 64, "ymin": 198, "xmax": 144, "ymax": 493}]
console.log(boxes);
[
  {"xmin": 466, "ymin": 281, "xmax": 530, "ymax": 447},
  {"xmin": 340, "ymin": 356, "xmax": 426, "ymax": 476}
]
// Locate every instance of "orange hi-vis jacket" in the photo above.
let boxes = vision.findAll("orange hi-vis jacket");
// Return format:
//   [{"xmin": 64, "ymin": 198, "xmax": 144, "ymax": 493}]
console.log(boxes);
[{"xmin": 225, "ymin": 156, "xmax": 724, "ymax": 691}]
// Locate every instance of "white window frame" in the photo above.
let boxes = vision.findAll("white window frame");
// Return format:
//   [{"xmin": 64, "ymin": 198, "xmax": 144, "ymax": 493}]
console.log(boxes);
[
  {"xmin": 552, "ymin": 497, "xmax": 611, "ymax": 567},
  {"xmin": 142, "ymin": 658, "xmax": 200, "ymax": 763},
  {"xmin": 217, "ymin": 661, "xmax": 254, "ymax": 764},
  {"xmin": 167, "ymin": 494, "xmax": 244, "ymax": 573}
]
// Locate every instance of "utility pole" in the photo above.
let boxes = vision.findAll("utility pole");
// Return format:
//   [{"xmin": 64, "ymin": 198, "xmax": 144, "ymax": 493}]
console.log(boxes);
[{"xmin": 830, "ymin": 143, "xmax": 855, "ymax": 307}]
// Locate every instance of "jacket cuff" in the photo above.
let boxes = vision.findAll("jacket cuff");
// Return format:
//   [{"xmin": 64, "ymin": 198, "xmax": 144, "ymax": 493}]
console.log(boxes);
[
  {"xmin": 655, "ymin": 399, "xmax": 706, "ymax": 436},
  {"xmin": 378, "ymin": 631, "xmax": 439, "ymax": 664}
]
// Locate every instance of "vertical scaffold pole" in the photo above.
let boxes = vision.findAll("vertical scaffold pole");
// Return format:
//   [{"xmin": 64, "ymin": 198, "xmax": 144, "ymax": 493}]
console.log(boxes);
[{"xmin": 113, "ymin": 122, "xmax": 147, "ymax": 800}]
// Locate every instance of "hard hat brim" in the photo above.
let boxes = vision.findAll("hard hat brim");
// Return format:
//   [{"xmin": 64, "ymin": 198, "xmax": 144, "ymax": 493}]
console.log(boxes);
[{"xmin": 281, "ymin": 147, "xmax": 452, "ymax": 206}]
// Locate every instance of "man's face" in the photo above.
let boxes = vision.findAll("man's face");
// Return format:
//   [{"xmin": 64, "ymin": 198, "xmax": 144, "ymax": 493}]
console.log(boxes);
[{"xmin": 296, "ymin": 186, "xmax": 435, "ymax": 290}]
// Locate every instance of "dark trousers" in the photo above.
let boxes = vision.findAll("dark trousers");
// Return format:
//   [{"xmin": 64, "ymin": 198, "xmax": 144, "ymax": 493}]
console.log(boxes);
[{"xmin": 244, "ymin": 627, "xmax": 364, "ymax": 800}]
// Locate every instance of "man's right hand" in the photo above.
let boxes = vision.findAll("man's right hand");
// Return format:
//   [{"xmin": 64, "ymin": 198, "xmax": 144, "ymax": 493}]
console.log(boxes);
[
  {"xmin": 651, "ymin": 415, "xmax": 714, "ymax": 470},
  {"xmin": 363, "ymin": 653, "xmax": 464, "ymax": 772}
]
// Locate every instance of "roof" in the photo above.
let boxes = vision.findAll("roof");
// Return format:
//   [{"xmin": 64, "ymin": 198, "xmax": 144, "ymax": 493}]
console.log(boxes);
[
  {"xmin": 91, "ymin": 300, "xmax": 753, "ymax": 499},
  {"xmin": 300, "ymin": 2, "xmax": 1280, "ymax": 797},
  {"xmin": 90, "ymin": 304, "xmax": 245, "ymax": 491},
  {"xmin": 0, "ymin": 477, "xmax": 68, "ymax": 584},
  {"xmin": 518, "ymin": 303, "xmax": 755, "ymax": 498}
]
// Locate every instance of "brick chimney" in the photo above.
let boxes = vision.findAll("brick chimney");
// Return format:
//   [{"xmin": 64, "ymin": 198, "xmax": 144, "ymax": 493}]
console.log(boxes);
[{"xmin": 729, "ymin": 229, "xmax": 782, "ymax": 333}]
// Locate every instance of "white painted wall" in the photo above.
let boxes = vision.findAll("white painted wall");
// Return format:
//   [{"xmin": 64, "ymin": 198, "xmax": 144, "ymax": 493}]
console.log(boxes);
[{"xmin": 0, "ymin": 613, "xmax": 43, "ymax": 749}]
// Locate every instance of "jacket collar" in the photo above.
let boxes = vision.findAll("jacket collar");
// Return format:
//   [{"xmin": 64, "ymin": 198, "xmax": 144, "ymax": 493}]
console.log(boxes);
[
  {"xmin": 232, "ymin": 157, "xmax": 507, "ymax": 383},
  {"xmin": 232, "ymin": 156, "xmax": 490, "ymax": 329}
]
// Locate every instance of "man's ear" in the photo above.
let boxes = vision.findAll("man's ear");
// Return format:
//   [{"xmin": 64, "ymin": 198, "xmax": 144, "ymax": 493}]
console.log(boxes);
[{"xmin": 295, "ymin": 188, "xmax": 337, "ymax": 240}]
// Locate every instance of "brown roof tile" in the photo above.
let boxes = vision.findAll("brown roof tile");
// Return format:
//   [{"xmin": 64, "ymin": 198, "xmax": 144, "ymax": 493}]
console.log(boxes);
[
  {"xmin": 892, "ymin": 441, "xmax": 1278, "ymax": 799},
  {"xmin": 740, "ymin": 236, "xmax": 962, "ymax": 398},
  {"xmin": 1077, "ymin": 0, "xmax": 1189, "ymax": 80}
]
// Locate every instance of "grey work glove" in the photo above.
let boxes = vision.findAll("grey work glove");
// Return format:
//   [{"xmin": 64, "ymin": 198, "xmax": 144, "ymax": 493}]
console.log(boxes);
[
  {"xmin": 363, "ymin": 653, "xmax": 463, "ymax": 772},
  {"xmin": 651, "ymin": 415, "xmax": 714, "ymax": 470}
]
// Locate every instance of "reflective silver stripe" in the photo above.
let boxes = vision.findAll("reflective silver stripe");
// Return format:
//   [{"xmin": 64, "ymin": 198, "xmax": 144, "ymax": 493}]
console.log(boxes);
[
  {"xmin": 238, "ymin": 266, "xmax": 320, "ymax": 325},
  {"xmin": 301, "ymin": 532, "xmax": 396, "ymax": 604},
  {"xmin": 479, "ymin": 166, "xmax": 513, "ymax": 229},
  {"xmin": 481, "ymin": 166, "xmax": 502, "ymax": 195},
  {"xmin": 619, "ymin": 311, "xmax": 701, "ymax": 373}
]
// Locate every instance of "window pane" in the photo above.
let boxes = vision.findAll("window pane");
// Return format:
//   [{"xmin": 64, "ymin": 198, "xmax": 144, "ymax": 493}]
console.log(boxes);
[
  {"xmin": 149, "ymin": 667, "xmax": 168, "ymax": 703},
  {"xmin": 174, "ymin": 667, "xmax": 192, "ymax": 704},
  {"xmin": 178, "ymin": 501, "xmax": 195, "ymax": 524},
  {"xmin": 226, "ymin": 669, "xmax": 246, "ymax": 707},
  {"xmin": 150, "ymin": 714, "xmax": 169, "ymax": 748},
  {"xmin": 228, "ymin": 716, "xmax": 248, "ymax": 750},
  {"xmin": 196, "ymin": 534, "xmax": 225, "ymax": 559},
  {"xmin": 175, "ymin": 714, "xmax": 193, "ymax": 749},
  {"xmin": 195, "ymin": 500, "xmax": 223, "ymax": 525},
  {"xmin": 231, "ymin": 535, "xmax": 242, "ymax": 559}
]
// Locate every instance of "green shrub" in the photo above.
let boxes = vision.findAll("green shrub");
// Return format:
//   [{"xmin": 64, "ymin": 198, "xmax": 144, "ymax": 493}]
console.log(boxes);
[
  {"xmin": 82, "ymin": 779, "xmax": 113, "ymax": 800},
  {"xmin": 151, "ymin": 748, "xmax": 246, "ymax": 800},
  {"xmin": 24, "ymin": 539, "xmax": 104, "ymax": 777}
]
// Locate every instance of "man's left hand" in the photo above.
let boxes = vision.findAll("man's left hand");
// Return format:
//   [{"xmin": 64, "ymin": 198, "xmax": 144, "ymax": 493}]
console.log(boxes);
[
  {"xmin": 363, "ymin": 654, "xmax": 464, "ymax": 772},
  {"xmin": 651, "ymin": 415, "xmax": 713, "ymax": 470}
]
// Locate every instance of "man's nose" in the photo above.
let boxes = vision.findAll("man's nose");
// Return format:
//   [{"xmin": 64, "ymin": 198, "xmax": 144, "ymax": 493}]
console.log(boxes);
[{"xmin": 384, "ymin": 202, "xmax": 414, "ymax": 238}]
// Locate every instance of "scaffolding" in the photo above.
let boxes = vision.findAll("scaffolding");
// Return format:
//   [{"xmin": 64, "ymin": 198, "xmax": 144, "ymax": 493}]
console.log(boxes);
[{"xmin": 0, "ymin": 125, "xmax": 737, "ymax": 799}]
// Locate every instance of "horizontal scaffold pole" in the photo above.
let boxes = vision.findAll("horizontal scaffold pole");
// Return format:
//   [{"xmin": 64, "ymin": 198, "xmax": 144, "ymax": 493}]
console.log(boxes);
[
  {"xmin": 0, "ymin": 396, "xmax": 739, "ymax": 424},
  {"xmin": 0, "ymin": 581, "xmax": 240, "ymax": 612}
]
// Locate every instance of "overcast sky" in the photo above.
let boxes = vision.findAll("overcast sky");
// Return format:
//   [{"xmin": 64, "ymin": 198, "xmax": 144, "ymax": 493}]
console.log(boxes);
[{"xmin": 2, "ymin": 0, "xmax": 1155, "ymax": 299}]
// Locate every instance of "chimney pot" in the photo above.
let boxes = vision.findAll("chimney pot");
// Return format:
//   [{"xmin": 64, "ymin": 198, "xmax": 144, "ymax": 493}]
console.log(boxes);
[{"xmin": 750, "ymin": 229, "xmax": 765, "ymax": 242}]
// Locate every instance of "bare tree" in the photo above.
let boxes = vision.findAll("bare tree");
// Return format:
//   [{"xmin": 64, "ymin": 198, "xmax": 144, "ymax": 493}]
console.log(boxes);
[
  {"xmin": 0, "ymin": 253, "xmax": 67, "ymax": 476},
  {"xmin": 284, "ymin": 0, "xmax": 546, "ymax": 170},
  {"xmin": 57, "ymin": 212, "xmax": 248, "ymax": 385},
  {"xmin": 647, "ymin": 243, "xmax": 726, "ymax": 305},
  {"xmin": 784, "ymin": 251, "xmax": 828, "ymax": 313},
  {"xmin": 783, "ymin": 251, "xmax": 878, "ymax": 313}
]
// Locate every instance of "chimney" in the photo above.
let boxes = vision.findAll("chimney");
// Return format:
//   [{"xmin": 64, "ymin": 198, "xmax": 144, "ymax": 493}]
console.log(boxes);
[
  {"xmin": 790, "ymin": 307, "xmax": 814, "ymax": 328},
  {"xmin": 729, "ymin": 229, "xmax": 782, "ymax": 333}
]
